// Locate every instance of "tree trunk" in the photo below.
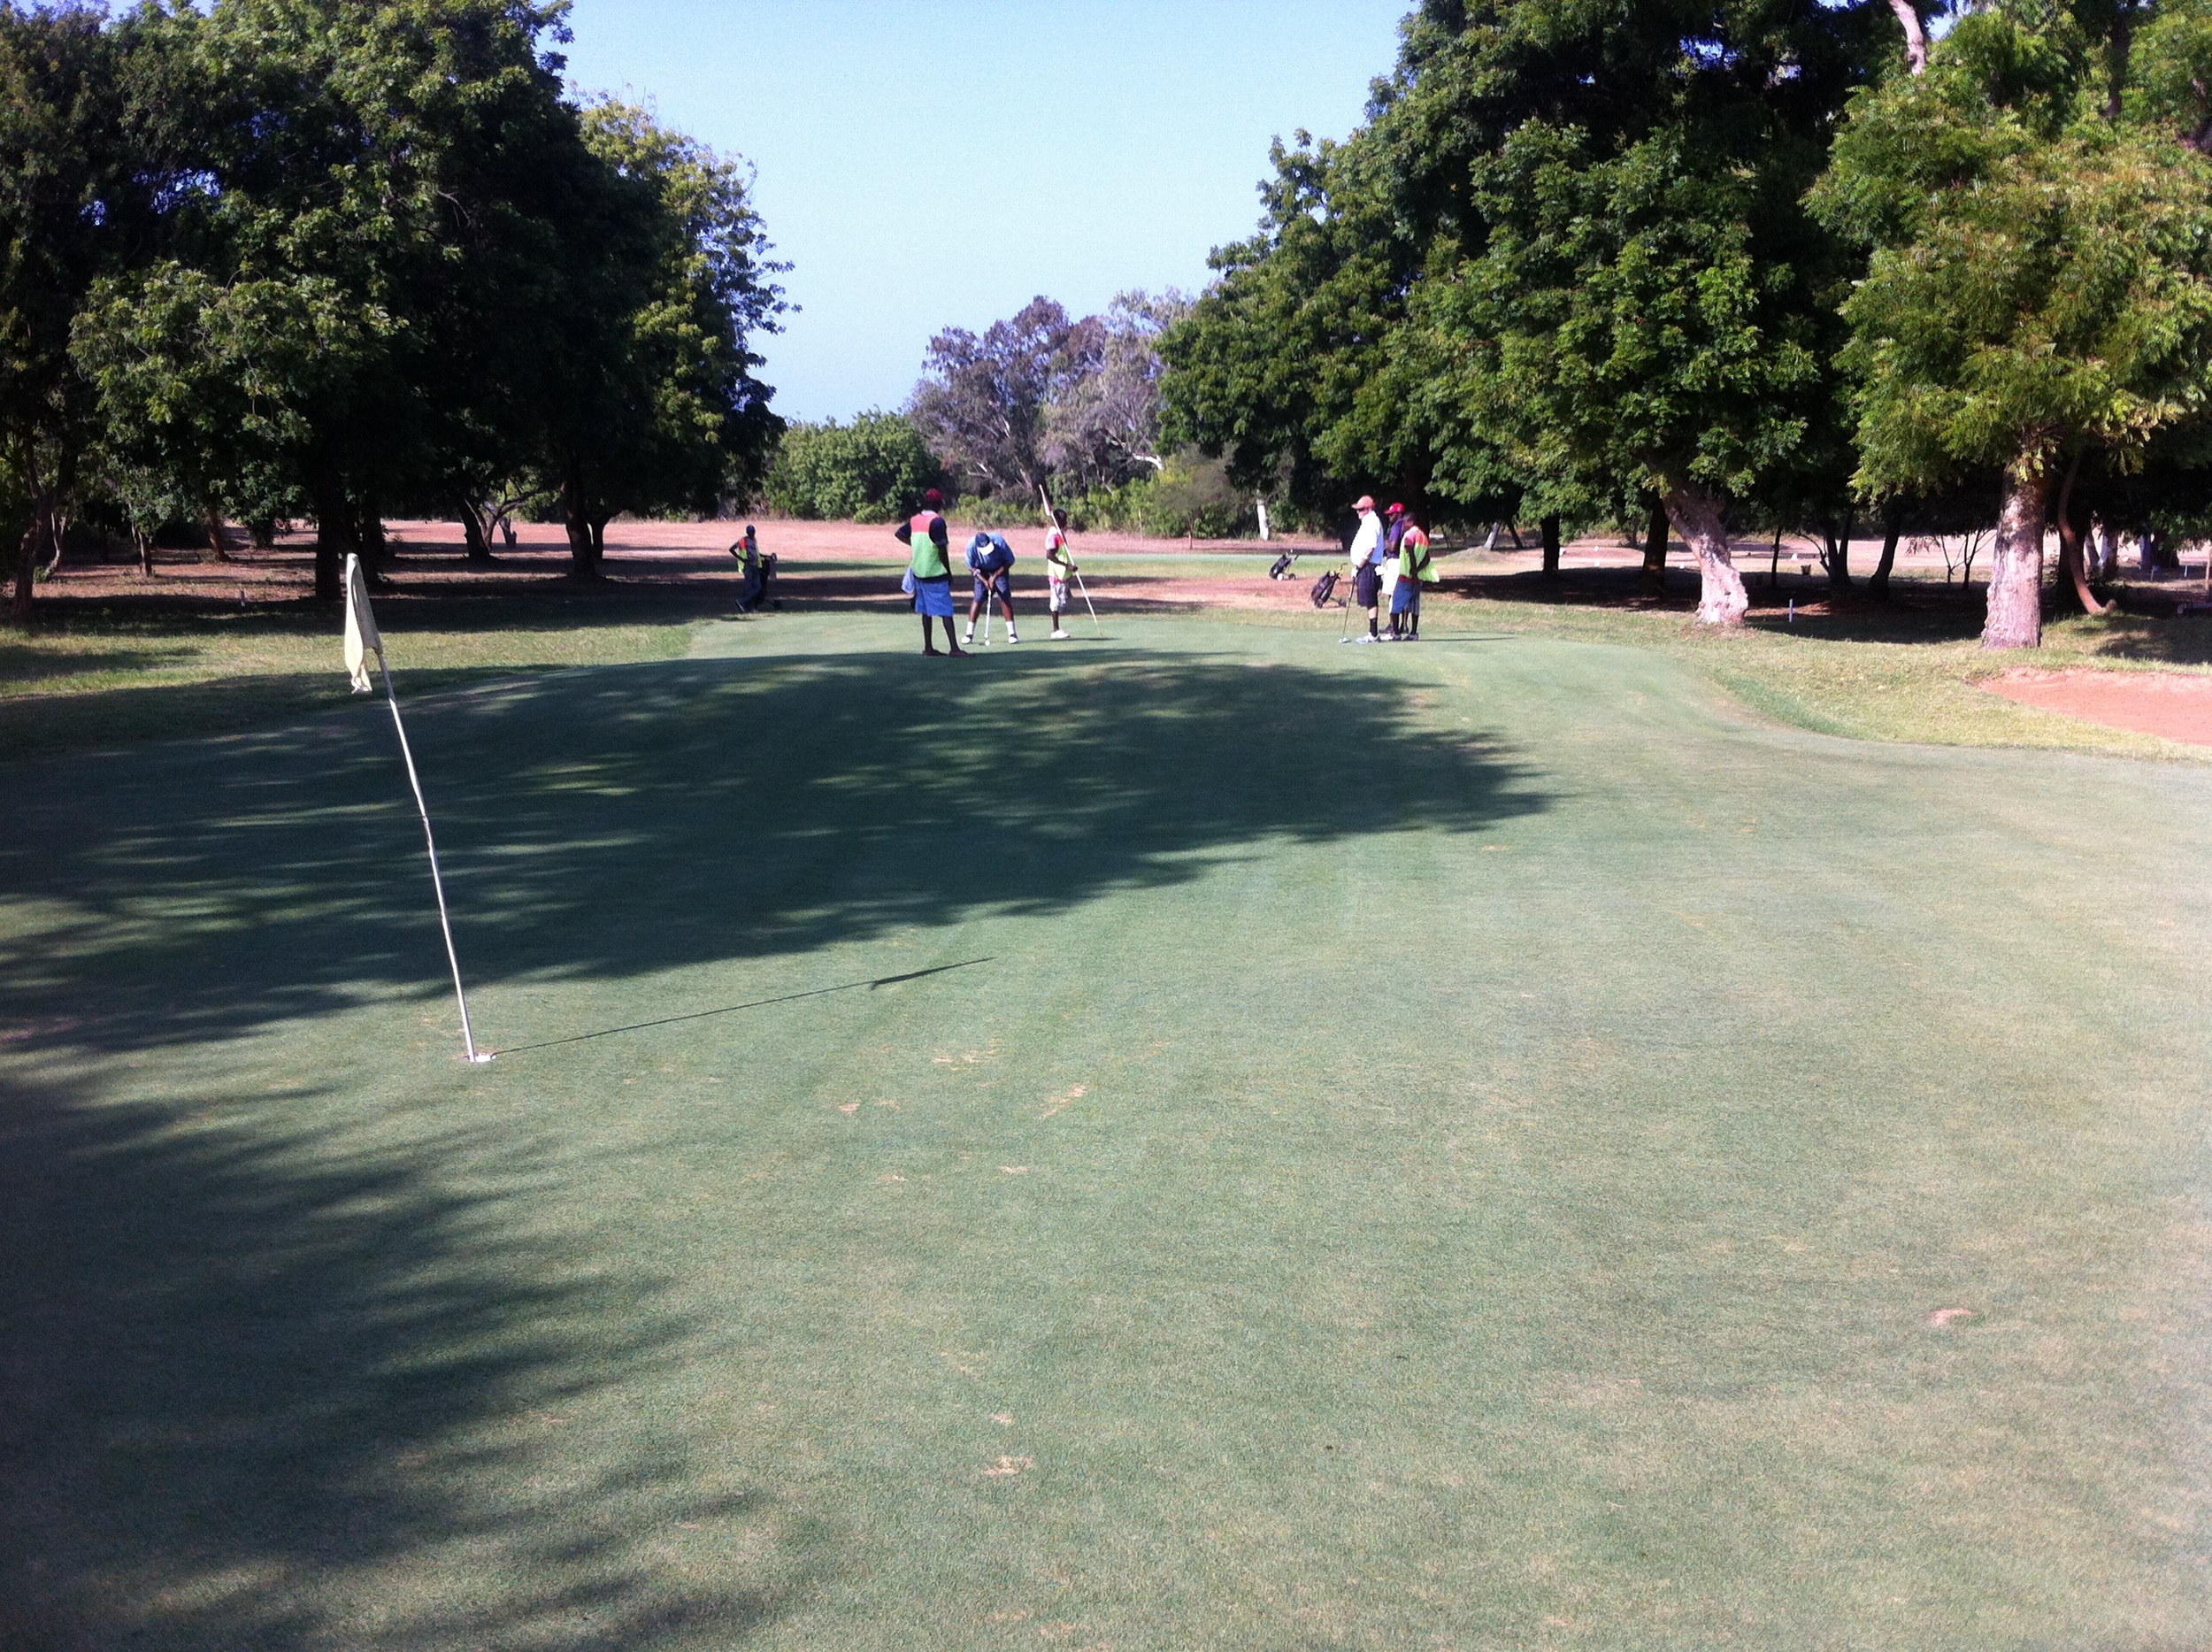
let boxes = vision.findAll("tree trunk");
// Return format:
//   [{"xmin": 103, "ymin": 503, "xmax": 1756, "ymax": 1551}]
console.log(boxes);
[
  {"xmin": 136, "ymin": 527, "xmax": 154, "ymax": 578},
  {"xmin": 41, "ymin": 507, "xmax": 69, "ymax": 575},
  {"xmin": 1640, "ymin": 494, "xmax": 1669, "ymax": 596},
  {"xmin": 200, "ymin": 502, "xmax": 231, "ymax": 565},
  {"xmin": 1888, "ymin": 0, "xmax": 1927, "ymax": 73},
  {"xmin": 355, "ymin": 502, "xmax": 388, "ymax": 572},
  {"xmin": 1825, "ymin": 511, "xmax": 1853, "ymax": 593},
  {"xmin": 562, "ymin": 465, "xmax": 600, "ymax": 578},
  {"xmin": 1867, "ymin": 502, "xmax": 1904, "ymax": 600},
  {"xmin": 457, "ymin": 499, "xmax": 495, "ymax": 563},
  {"xmin": 1540, "ymin": 513, "xmax": 1562, "ymax": 578},
  {"xmin": 1982, "ymin": 462, "xmax": 2052, "ymax": 649},
  {"xmin": 10, "ymin": 496, "xmax": 53, "ymax": 621},
  {"xmin": 1661, "ymin": 480, "xmax": 1749, "ymax": 626},
  {"xmin": 2094, "ymin": 522, "xmax": 2117, "ymax": 580},
  {"xmin": 2053, "ymin": 452, "xmax": 2111, "ymax": 617},
  {"xmin": 311, "ymin": 469, "xmax": 353, "ymax": 601}
]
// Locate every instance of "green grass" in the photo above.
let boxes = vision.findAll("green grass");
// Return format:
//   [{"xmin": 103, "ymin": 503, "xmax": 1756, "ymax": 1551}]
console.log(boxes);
[
  {"xmin": 1417, "ymin": 566, "xmax": 2212, "ymax": 760},
  {"xmin": 4, "ymin": 611, "xmax": 2208, "ymax": 1649},
  {"xmin": 0, "ymin": 594, "xmax": 707, "ymax": 759}
]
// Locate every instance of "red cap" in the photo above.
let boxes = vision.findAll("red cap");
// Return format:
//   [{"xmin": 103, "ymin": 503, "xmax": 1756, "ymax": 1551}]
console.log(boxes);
[
  {"xmin": 1354, "ymin": 495, "xmax": 1376, "ymax": 512},
  {"xmin": 1386, "ymin": 502, "xmax": 1405, "ymax": 516},
  {"xmin": 922, "ymin": 488, "xmax": 943, "ymax": 507}
]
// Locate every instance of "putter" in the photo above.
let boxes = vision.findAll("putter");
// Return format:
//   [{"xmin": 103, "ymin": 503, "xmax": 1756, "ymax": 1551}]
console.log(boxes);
[{"xmin": 1339, "ymin": 580, "xmax": 1356, "ymax": 642}]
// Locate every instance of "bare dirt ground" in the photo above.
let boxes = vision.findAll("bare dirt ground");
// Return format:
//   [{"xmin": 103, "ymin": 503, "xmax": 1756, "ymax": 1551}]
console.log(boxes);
[
  {"xmin": 27, "ymin": 515, "xmax": 2007, "ymax": 619},
  {"xmin": 1983, "ymin": 667, "xmax": 2212, "ymax": 747}
]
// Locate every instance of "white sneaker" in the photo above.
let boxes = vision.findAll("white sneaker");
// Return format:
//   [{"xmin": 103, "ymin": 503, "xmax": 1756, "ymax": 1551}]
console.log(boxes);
[
  {"xmin": 962, "ymin": 630, "xmax": 975, "ymax": 645},
  {"xmin": 1051, "ymin": 627, "xmax": 1070, "ymax": 640},
  {"xmin": 1006, "ymin": 631, "xmax": 1019, "ymax": 643}
]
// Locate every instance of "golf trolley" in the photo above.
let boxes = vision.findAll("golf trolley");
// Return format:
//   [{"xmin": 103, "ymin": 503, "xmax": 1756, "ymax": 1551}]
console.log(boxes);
[{"xmin": 733, "ymin": 549, "xmax": 779, "ymax": 614}]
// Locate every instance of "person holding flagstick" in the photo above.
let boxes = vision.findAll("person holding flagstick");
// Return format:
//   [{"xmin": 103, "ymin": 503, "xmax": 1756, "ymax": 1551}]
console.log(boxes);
[{"xmin": 344, "ymin": 553, "xmax": 492, "ymax": 1064}]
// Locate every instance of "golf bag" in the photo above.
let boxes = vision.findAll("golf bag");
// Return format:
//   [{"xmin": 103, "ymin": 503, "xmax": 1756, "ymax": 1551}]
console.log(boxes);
[
  {"xmin": 1310, "ymin": 569, "xmax": 1340, "ymax": 608},
  {"xmin": 1268, "ymin": 549, "xmax": 1297, "ymax": 580}
]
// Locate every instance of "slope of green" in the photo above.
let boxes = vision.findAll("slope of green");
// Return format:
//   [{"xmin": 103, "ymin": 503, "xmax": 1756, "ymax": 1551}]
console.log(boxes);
[{"xmin": 3, "ymin": 613, "xmax": 2208, "ymax": 1649}]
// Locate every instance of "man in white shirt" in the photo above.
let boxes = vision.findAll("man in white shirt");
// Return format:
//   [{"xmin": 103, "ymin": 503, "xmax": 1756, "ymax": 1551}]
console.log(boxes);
[{"xmin": 1346, "ymin": 495, "xmax": 1385, "ymax": 642}]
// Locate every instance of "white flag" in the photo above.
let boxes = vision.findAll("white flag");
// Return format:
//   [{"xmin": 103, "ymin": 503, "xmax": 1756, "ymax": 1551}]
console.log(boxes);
[{"xmin": 343, "ymin": 552, "xmax": 383, "ymax": 694}]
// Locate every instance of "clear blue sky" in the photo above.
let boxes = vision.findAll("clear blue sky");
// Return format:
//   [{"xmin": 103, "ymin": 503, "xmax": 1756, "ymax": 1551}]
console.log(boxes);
[{"xmin": 560, "ymin": 1, "xmax": 1411, "ymax": 422}]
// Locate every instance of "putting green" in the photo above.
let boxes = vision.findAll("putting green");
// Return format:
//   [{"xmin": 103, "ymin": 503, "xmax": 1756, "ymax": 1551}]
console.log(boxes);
[{"xmin": 3, "ymin": 611, "xmax": 2208, "ymax": 1649}]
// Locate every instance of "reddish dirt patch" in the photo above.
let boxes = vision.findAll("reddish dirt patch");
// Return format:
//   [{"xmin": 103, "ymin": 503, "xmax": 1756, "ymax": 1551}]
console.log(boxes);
[{"xmin": 1983, "ymin": 667, "xmax": 2212, "ymax": 746}]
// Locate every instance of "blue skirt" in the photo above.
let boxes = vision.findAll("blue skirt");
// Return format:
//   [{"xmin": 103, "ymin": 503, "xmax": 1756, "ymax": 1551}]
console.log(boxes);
[{"xmin": 911, "ymin": 573, "xmax": 956, "ymax": 618}]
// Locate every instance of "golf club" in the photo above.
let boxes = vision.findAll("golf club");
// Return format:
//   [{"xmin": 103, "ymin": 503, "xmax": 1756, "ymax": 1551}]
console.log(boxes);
[{"xmin": 1072, "ymin": 566, "xmax": 1101, "ymax": 633}]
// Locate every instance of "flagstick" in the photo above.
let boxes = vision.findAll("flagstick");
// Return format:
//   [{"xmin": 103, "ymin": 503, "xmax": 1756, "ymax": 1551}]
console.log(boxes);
[{"xmin": 376, "ymin": 651, "xmax": 490, "ymax": 1064}]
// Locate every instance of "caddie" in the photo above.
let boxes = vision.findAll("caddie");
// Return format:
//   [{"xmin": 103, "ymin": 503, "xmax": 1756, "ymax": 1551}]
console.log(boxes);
[
  {"xmin": 1391, "ymin": 511, "xmax": 1434, "ymax": 641},
  {"xmin": 894, "ymin": 488, "xmax": 964, "ymax": 657},
  {"xmin": 1044, "ymin": 509, "xmax": 1075, "ymax": 639}
]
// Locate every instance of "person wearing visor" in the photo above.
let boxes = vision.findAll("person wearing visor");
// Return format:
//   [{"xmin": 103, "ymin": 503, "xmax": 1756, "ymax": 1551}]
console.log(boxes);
[{"xmin": 1346, "ymin": 495, "xmax": 1386, "ymax": 642}]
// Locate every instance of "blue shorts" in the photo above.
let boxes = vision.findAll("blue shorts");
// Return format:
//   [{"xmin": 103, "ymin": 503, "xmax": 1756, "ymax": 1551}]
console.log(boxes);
[
  {"xmin": 972, "ymin": 573, "xmax": 1011, "ymax": 604},
  {"xmin": 911, "ymin": 574, "xmax": 956, "ymax": 618},
  {"xmin": 1354, "ymin": 564, "xmax": 1380, "ymax": 608},
  {"xmin": 1391, "ymin": 580, "xmax": 1421, "ymax": 615}
]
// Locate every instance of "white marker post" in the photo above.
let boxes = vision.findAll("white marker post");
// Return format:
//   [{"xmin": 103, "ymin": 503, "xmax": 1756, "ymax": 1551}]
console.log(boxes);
[{"xmin": 343, "ymin": 554, "xmax": 491, "ymax": 1063}]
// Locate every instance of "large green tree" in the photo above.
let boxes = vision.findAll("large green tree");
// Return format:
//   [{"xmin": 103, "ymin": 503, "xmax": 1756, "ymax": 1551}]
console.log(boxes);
[
  {"xmin": 0, "ymin": 2, "xmax": 182, "ymax": 618},
  {"xmin": 1160, "ymin": 127, "xmax": 1458, "ymax": 526},
  {"xmin": 537, "ymin": 100, "xmax": 783, "ymax": 577},
  {"xmin": 1812, "ymin": 0, "xmax": 2212, "ymax": 648},
  {"xmin": 1379, "ymin": 0, "xmax": 1889, "ymax": 624}
]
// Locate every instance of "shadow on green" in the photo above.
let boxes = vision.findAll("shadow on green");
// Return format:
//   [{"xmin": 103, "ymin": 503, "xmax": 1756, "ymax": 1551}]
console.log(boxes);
[{"xmin": 0, "ymin": 643, "xmax": 1548, "ymax": 1059}]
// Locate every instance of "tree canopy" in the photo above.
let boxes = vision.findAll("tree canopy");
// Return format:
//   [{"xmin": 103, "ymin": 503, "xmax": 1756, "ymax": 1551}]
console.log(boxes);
[{"xmin": 3, "ymin": 0, "xmax": 785, "ymax": 612}]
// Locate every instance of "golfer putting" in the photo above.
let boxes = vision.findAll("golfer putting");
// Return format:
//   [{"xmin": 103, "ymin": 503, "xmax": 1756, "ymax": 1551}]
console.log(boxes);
[
  {"xmin": 895, "ymin": 488, "xmax": 965, "ymax": 657},
  {"xmin": 964, "ymin": 530, "xmax": 1019, "ymax": 645}
]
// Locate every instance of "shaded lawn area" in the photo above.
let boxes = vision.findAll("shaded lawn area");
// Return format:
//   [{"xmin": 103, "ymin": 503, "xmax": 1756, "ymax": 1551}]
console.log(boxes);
[
  {"xmin": 2, "ymin": 612, "xmax": 2208, "ymax": 1649},
  {"xmin": 0, "ymin": 584, "xmax": 723, "ymax": 759}
]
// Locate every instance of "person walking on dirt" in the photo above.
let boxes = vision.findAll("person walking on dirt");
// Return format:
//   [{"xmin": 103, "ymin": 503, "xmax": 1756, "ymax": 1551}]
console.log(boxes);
[
  {"xmin": 1347, "ymin": 495, "xmax": 1385, "ymax": 643},
  {"xmin": 1391, "ymin": 511, "xmax": 1433, "ymax": 641},
  {"xmin": 964, "ymin": 530, "xmax": 1019, "ymax": 644},
  {"xmin": 1044, "ymin": 510, "xmax": 1075, "ymax": 640},
  {"xmin": 895, "ymin": 488, "xmax": 964, "ymax": 657}
]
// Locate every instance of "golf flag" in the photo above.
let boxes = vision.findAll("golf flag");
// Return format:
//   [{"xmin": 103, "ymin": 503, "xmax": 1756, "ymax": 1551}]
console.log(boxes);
[
  {"xmin": 343, "ymin": 553, "xmax": 383, "ymax": 694},
  {"xmin": 340, "ymin": 557, "xmax": 491, "ymax": 1064}
]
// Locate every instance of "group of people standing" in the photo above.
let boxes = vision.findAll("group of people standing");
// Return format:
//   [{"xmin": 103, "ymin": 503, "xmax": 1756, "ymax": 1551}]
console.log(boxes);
[
  {"xmin": 1345, "ymin": 495, "xmax": 1434, "ymax": 642},
  {"xmin": 895, "ymin": 488, "xmax": 1078, "ymax": 657}
]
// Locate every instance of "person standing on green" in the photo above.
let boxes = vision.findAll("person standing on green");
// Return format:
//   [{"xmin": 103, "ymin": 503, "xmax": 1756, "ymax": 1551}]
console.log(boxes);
[
  {"xmin": 1391, "ymin": 513, "xmax": 1434, "ymax": 641},
  {"xmin": 895, "ymin": 488, "xmax": 965, "ymax": 657}
]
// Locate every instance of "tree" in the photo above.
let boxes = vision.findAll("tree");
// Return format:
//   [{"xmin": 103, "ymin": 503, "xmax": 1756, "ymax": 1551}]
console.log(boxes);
[
  {"xmin": 1378, "ymin": 0, "xmax": 1886, "ymax": 625},
  {"xmin": 1160, "ymin": 128, "xmax": 1446, "ymax": 522},
  {"xmin": 910, "ymin": 296, "xmax": 1103, "ymax": 503},
  {"xmin": 1812, "ymin": 0, "xmax": 2212, "ymax": 648},
  {"xmin": 0, "ymin": 2, "xmax": 180, "ymax": 619},
  {"xmin": 1043, "ymin": 290, "xmax": 1190, "ymax": 490},
  {"xmin": 764, "ymin": 411, "xmax": 941, "ymax": 522},
  {"xmin": 537, "ymin": 100, "xmax": 784, "ymax": 577}
]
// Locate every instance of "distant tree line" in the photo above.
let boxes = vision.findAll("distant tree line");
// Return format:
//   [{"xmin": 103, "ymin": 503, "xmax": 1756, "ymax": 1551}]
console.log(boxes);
[
  {"xmin": 0, "ymin": 0, "xmax": 786, "ymax": 616},
  {"xmin": 1157, "ymin": 0, "xmax": 2212, "ymax": 648}
]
